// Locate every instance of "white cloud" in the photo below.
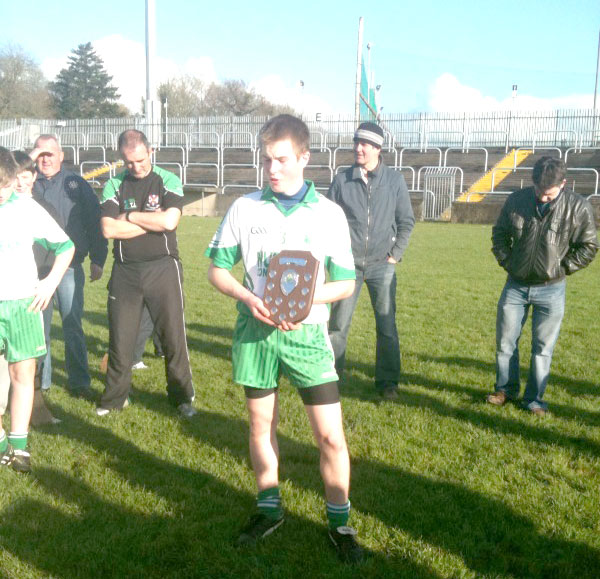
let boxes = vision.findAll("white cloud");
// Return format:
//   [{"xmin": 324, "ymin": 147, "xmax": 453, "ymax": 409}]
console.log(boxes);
[
  {"xmin": 42, "ymin": 35, "xmax": 217, "ymax": 114},
  {"xmin": 182, "ymin": 57, "xmax": 216, "ymax": 84},
  {"xmin": 40, "ymin": 36, "xmax": 333, "ymax": 116},
  {"xmin": 250, "ymin": 75, "xmax": 333, "ymax": 115},
  {"xmin": 428, "ymin": 73, "xmax": 593, "ymax": 112},
  {"xmin": 40, "ymin": 56, "xmax": 66, "ymax": 82}
]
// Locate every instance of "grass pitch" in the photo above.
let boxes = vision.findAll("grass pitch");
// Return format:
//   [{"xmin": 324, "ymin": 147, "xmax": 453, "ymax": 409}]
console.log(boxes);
[{"xmin": 1, "ymin": 219, "xmax": 599, "ymax": 578}]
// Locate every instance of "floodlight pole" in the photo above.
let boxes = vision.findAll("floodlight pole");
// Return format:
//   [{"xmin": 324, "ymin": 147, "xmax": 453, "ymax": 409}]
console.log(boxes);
[
  {"xmin": 594, "ymin": 28, "xmax": 599, "ymax": 111},
  {"xmin": 145, "ymin": 0, "xmax": 160, "ymax": 146},
  {"xmin": 355, "ymin": 17, "xmax": 364, "ymax": 124},
  {"xmin": 367, "ymin": 42, "xmax": 372, "ymax": 95}
]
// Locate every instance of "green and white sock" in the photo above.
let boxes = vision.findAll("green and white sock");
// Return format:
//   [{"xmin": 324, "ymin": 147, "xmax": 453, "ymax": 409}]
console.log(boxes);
[
  {"xmin": 257, "ymin": 487, "xmax": 283, "ymax": 520},
  {"xmin": 0, "ymin": 429, "xmax": 7, "ymax": 453},
  {"xmin": 327, "ymin": 500, "xmax": 351, "ymax": 529},
  {"xmin": 8, "ymin": 432, "xmax": 27, "ymax": 451}
]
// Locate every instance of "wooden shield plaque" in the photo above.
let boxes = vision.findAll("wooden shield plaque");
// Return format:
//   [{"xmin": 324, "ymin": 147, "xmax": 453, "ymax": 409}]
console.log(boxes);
[{"xmin": 262, "ymin": 250, "xmax": 319, "ymax": 324}]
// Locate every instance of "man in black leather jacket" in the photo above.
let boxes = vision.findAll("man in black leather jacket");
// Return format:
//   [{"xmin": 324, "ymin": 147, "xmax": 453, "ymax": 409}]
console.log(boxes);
[{"xmin": 487, "ymin": 156, "xmax": 598, "ymax": 415}]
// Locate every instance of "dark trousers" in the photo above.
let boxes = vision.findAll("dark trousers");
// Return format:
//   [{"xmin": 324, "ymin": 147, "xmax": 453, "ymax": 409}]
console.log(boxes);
[
  {"xmin": 133, "ymin": 305, "xmax": 163, "ymax": 364},
  {"xmin": 101, "ymin": 257, "xmax": 194, "ymax": 409}
]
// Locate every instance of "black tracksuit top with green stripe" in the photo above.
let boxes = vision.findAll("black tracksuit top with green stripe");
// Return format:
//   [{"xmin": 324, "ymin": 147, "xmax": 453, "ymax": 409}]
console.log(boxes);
[{"xmin": 101, "ymin": 166, "xmax": 184, "ymax": 264}]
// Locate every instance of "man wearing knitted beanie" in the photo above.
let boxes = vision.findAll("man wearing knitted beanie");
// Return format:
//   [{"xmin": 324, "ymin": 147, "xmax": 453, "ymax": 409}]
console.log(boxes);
[{"xmin": 327, "ymin": 122, "xmax": 415, "ymax": 399}]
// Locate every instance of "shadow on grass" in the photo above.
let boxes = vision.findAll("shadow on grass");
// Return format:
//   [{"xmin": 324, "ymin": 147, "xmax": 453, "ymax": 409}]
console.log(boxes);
[
  {"xmin": 45, "ymin": 317, "xmax": 235, "ymax": 395},
  {"xmin": 413, "ymin": 352, "xmax": 600, "ymax": 398},
  {"xmin": 0, "ymin": 408, "xmax": 429, "ymax": 579},
  {"xmin": 344, "ymin": 355, "xmax": 600, "ymax": 428},
  {"xmin": 339, "ymin": 367, "xmax": 600, "ymax": 457},
  {"xmin": 17, "ymin": 359, "xmax": 598, "ymax": 575},
  {"xmin": 117, "ymin": 388, "xmax": 600, "ymax": 578},
  {"xmin": 186, "ymin": 322, "xmax": 234, "ymax": 342}
]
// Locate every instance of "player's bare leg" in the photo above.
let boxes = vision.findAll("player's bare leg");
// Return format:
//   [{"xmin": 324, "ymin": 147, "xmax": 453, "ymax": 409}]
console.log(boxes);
[
  {"xmin": 305, "ymin": 400, "xmax": 363, "ymax": 563},
  {"xmin": 304, "ymin": 401, "xmax": 349, "ymax": 503},
  {"xmin": 246, "ymin": 392, "xmax": 280, "ymax": 491},
  {"xmin": 8, "ymin": 358, "xmax": 35, "ymax": 432},
  {"xmin": 1, "ymin": 358, "xmax": 35, "ymax": 473},
  {"xmin": 237, "ymin": 392, "xmax": 284, "ymax": 546}
]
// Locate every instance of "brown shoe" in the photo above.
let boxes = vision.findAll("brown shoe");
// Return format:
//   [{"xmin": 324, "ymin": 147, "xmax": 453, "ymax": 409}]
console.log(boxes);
[
  {"xmin": 30, "ymin": 389, "xmax": 61, "ymax": 426},
  {"xmin": 100, "ymin": 353, "xmax": 109, "ymax": 374},
  {"xmin": 486, "ymin": 391, "xmax": 508, "ymax": 406},
  {"xmin": 530, "ymin": 407, "xmax": 547, "ymax": 417}
]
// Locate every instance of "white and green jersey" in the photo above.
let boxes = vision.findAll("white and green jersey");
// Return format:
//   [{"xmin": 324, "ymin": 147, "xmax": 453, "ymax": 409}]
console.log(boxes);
[
  {"xmin": 0, "ymin": 193, "xmax": 73, "ymax": 301},
  {"xmin": 206, "ymin": 181, "xmax": 355, "ymax": 324}
]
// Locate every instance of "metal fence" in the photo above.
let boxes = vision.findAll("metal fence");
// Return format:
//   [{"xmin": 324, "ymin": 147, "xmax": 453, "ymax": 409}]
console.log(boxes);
[{"xmin": 1, "ymin": 109, "xmax": 599, "ymax": 150}]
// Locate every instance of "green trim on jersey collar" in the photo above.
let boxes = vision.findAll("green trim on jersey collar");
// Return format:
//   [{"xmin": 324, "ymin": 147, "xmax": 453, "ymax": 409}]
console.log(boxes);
[
  {"xmin": 0, "ymin": 192, "xmax": 18, "ymax": 207},
  {"xmin": 261, "ymin": 180, "xmax": 318, "ymax": 216}
]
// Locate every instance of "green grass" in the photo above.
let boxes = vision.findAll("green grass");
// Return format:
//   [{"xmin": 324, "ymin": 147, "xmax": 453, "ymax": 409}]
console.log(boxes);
[{"xmin": 1, "ymin": 220, "xmax": 599, "ymax": 578}]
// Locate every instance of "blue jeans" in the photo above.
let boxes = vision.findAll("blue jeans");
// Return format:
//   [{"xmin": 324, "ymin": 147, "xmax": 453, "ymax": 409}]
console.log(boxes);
[
  {"xmin": 41, "ymin": 264, "xmax": 90, "ymax": 392},
  {"xmin": 329, "ymin": 261, "xmax": 400, "ymax": 389},
  {"xmin": 495, "ymin": 278, "xmax": 565, "ymax": 410}
]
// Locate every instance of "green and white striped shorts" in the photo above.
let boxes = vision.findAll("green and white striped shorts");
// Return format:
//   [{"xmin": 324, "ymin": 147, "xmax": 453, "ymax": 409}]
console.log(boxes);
[
  {"xmin": 0, "ymin": 297, "xmax": 46, "ymax": 363},
  {"xmin": 232, "ymin": 315, "xmax": 338, "ymax": 389}
]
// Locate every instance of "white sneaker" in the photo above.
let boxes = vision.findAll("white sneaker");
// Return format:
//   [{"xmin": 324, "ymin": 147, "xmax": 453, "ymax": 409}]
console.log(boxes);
[
  {"xmin": 96, "ymin": 398, "xmax": 129, "ymax": 416},
  {"xmin": 177, "ymin": 402, "xmax": 197, "ymax": 418},
  {"xmin": 132, "ymin": 361, "xmax": 148, "ymax": 370}
]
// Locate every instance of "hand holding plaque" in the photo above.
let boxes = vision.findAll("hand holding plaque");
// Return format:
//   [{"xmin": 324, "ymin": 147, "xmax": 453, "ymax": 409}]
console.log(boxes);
[{"xmin": 262, "ymin": 250, "xmax": 319, "ymax": 324}]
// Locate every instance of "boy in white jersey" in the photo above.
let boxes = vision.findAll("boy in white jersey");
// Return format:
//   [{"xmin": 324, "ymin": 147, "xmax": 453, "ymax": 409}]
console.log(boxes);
[
  {"xmin": 0, "ymin": 148, "xmax": 74, "ymax": 472},
  {"xmin": 206, "ymin": 115, "xmax": 363, "ymax": 563}
]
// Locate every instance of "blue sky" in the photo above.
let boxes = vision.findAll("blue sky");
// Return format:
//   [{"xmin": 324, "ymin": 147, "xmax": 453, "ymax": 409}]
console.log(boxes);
[{"xmin": 4, "ymin": 0, "xmax": 600, "ymax": 114}]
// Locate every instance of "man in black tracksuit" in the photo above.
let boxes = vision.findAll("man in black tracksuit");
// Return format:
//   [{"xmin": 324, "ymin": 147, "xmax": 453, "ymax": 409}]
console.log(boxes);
[{"xmin": 97, "ymin": 129, "xmax": 195, "ymax": 418}]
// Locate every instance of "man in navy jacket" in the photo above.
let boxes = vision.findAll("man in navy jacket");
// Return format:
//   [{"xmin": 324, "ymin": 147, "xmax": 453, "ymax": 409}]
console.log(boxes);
[{"xmin": 32, "ymin": 135, "xmax": 107, "ymax": 398}]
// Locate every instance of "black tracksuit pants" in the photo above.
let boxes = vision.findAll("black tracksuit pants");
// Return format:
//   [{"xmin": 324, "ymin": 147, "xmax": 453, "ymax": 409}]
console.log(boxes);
[{"xmin": 101, "ymin": 256, "xmax": 194, "ymax": 409}]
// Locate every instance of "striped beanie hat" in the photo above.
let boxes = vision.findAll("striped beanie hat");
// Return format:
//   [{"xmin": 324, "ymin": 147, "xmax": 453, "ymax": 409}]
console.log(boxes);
[{"xmin": 354, "ymin": 122, "xmax": 384, "ymax": 148}]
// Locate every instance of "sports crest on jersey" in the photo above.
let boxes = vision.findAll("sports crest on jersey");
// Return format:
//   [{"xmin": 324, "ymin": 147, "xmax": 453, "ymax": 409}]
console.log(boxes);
[{"xmin": 145, "ymin": 194, "xmax": 161, "ymax": 211}]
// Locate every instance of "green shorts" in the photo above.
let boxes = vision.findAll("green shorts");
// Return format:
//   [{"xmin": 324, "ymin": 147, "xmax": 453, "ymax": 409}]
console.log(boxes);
[
  {"xmin": 232, "ymin": 315, "xmax": 338, "ymax": 389},
  {"xmin": 0, "ymin": 298, "xmax": 46, "ymax": 363}
]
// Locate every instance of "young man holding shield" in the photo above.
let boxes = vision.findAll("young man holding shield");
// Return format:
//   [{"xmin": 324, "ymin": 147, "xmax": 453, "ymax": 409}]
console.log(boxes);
[{"xmin": 206, "ymin": 115, "xmax": 363, "ymax": 563}]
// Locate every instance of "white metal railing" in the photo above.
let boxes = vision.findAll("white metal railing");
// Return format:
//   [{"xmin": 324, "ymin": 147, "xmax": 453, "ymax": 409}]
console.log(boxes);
[
  {"xmin": 87, "ymin": 131, "xmax": 116, "ymax": 149},
  {"xmin": 564, "ymin": 146, "xmax": 600, "ymax": 163},
  {"xmin": 310, "ymin": 131, "xmax": 326, "ymax": 151},
  {"xmin": 490, "ymin": 167, "xmax": 532, "ymax": 191},
  {"xmin": 467, "ymin": 131, "xmax": 509, "ymax": 153},
  {"xmin": 11, "ymin": 109, "xmax": 600, "ymax": 150},
  {"xmin": 0, "ymin": 126, "xmax": 25, "ymax": 149},
  {"xmin": 578, "ymin": 130, "xmax": 600, "ymax": 149},
  {"xmin": 393, "ymin": 165, "xmax": 416, "ymax": 190},
  {"xmin": 424, "ymin": 131, "xmax": 466, "ymax": 149},
  {"xmin": 153, "ymin": 146, "xmax": 185, "ymax": 167},
  {"xmin": 80, "ymin": 161, "xmax": 114, "ymax": 180},
  {"xmin": 398, "ymin": 147, "xmax": 442, "ymax": 168},
  {"xmin": 417, "ymin": 166, "xmax": 463, "ymax": 193},
  {"xmin": 514, "ymin": 147, "xmax": 562, "ymax": 170},
  {"xmin": 160, "ymin": 131, "xmax": 189, "ymax": 150},
  {"xmin": 391, "ymin": 131, "xmax": 422, "ymax": 149},
  {"xmin": 533, "ymin": 130, "xmax": 578, "ymax": 149},
  {"xmin": 444, "ymin": 147, "xmax": 489, "ymax": 173},
  {"xmin": 567, "ymin": 168, "xmax": 599, "ymax": 196}
]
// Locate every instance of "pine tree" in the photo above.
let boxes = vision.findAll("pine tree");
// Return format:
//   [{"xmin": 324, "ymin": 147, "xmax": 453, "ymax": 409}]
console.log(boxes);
[{"xmin": 49, "ymin": 42, "xmax": 123, "ymax": 119}]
